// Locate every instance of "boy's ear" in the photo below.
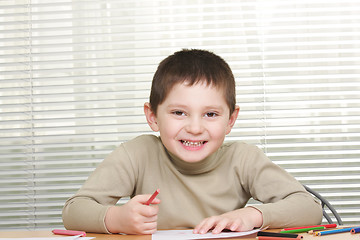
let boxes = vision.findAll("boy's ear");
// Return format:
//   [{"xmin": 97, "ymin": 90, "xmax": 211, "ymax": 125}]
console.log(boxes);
[
  {"xmin": 144, "ymin": 102, "xmax": 160, "ymax": 132},
  {"xmin": 226, "ymin": 105, "xmax": 240, "ymax": 135}
]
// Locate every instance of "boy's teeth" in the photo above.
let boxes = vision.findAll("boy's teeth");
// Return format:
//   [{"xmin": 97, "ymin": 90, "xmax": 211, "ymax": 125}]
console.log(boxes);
[{"xmin": 182, "ymin": 140, "xmax": 203, "ymax": 147}]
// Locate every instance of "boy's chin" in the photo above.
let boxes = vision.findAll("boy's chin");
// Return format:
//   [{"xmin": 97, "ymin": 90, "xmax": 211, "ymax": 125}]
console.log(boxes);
[
  {"xmin": 180, "ymin": 158, "xmax": 206, "ymax": 163},
  {"xmin": 177, "ymin": 152, "xmax": 210, "ymax": 163}
]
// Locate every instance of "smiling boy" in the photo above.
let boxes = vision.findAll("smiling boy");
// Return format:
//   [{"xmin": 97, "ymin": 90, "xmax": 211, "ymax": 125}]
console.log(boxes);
[{"xmin": 62, "ymin": 49, "xmax": 322, "ymax": 234}]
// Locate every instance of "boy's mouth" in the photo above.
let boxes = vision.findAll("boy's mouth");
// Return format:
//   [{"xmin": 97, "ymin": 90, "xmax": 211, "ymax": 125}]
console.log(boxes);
[{"xmin": 180, "ymin": 140, "xmax": 207, "ymax": 147}]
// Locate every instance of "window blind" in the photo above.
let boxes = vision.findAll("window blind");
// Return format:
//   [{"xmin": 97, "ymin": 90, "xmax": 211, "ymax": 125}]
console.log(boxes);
[{"xmin": 0, "ymin": 0, "xmax": 359, "ymax": 230}]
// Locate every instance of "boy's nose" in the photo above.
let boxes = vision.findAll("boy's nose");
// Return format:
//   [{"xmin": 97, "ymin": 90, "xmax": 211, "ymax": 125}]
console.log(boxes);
[{"xmin": 185, "ymin": 116, "xmax": 204, "ymax": 134}]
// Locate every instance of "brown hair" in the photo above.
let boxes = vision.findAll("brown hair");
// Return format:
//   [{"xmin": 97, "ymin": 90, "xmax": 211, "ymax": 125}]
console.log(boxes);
[{"xmin": 149, "ymin": 49, "xmax": 236, "ymax": 116}]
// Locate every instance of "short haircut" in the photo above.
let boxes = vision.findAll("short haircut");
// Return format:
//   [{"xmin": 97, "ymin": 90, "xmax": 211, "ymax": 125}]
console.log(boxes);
[{"xmin": 149, "ymin": 49, "xmax": 236, "ymax": 116}]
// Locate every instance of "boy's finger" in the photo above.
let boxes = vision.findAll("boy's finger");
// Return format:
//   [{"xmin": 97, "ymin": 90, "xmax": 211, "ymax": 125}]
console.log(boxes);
[
  {"xmin": 141, "ymin": 204, "xmax": 159, "ymax": 218},
  {"xmin": 230, "ymin": 222, "xmax": 240, "ymax": 231},
  {"xmin": 196, "ymin": 218, "xmax": 217, "ymax": 234},
  {"xmin": 193, "ymin": 221, "xmax": 206, "ymax": 234},
  {"xmin": 133, "ymin": 194, "xmax": 160, "ymax": 205},
  {"xmin": 140, "ymin": 198, "xmax": 160, "ymax": 207},
  {"xmin": 141, "ymin": 223, "xmax": 158, "ymax": 235},
  {"xmin": 144, "ymin": 214, "xmax": 158, "ymax": 223},
  {"xmin": 146, "ymin": 197, "xmax": 161, "ymax": 205},
  {"xmin": 211, "ymin": 219, "xmax": 228, "ymax": 234}
]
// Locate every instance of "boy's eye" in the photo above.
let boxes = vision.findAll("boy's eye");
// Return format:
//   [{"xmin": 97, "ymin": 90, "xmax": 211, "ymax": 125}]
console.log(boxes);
[
  {"xmin": 205, "ymin": 112, "xmax": 218, "ymax": 118},
  {"xmin": 172, "ymin": 110, "xmax": 185, "ymax": 116}
]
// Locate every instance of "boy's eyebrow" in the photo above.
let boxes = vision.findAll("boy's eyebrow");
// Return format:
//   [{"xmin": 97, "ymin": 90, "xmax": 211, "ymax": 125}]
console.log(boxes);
[
  {"xmin": 166, "ymin": 103, "xmax": 188, "ymax": 108},
  {"xmin": 166, "ymin": 103, "xmax": 226, "ymax": 111}
]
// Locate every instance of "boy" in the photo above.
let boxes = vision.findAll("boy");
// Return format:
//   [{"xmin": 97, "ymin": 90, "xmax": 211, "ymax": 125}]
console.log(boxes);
[{"xmin": 62, "ymin": 49, "xmax": 322, "ymax": 235}]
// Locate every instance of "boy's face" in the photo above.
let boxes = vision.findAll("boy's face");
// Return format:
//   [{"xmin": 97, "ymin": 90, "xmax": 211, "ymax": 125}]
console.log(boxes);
[{"xmin": 145, "ymin": 81, "xmax": 239, "ymax": 163}]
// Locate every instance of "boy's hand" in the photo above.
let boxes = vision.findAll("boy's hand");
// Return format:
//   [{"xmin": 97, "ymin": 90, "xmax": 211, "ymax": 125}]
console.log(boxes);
[
  {"xmin": 104, "ymin": 194, "xmax": 160, "ymax": 234},
  {"xmin": 193, "ymin": 207, "xmax": 263, "ymax": 234}
]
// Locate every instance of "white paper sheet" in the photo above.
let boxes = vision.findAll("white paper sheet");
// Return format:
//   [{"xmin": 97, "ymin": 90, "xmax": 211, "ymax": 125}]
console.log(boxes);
[
  {"xmin": 152, "ymin": 228, "xmax": 261, "ymax": 240},
  {"xmin": 0, "ymin": 236, "xmax": 94, "ymax": 240}
]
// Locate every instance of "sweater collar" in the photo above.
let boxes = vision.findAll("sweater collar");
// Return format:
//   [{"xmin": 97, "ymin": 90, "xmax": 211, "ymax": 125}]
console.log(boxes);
[{"xmin": 165, "ymin": 147, "xmax": 221, "ymax": 175}]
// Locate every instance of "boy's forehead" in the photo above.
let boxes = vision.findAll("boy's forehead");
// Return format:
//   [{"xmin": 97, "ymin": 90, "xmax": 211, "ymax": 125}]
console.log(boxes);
[
  {"xmin": 168, "ymin": 80, "xmax": 223, "ymax": 93},
  {"xmin": 165, "ymin": 81, "xmax": 227, "ymax": 102}
]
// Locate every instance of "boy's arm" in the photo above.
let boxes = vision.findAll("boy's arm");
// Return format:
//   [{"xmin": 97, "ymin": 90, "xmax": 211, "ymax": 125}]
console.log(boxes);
[
  {"xmin": 194, "ymin": 144, "xmax": 322, "ymax": 234},
  {"xmin": 62, "ymin": 145, "xmax": 138, "ymax": 233},
  {"xmin": 243, "ymin": 146, "xmax": 323, "ymax": 228},
  {"xmin": 63, "ymin": 193, "xmax": 161, "ymax": 234},
  {"xmin": 251, "ymin": 189, "xmax": 323, "ymax": 228},
  {"xmin": 62, "ymin": 196, "xmax": 110, "ymax": 233}
]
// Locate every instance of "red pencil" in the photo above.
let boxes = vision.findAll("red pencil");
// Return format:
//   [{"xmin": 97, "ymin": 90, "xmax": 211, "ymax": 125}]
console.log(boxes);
[
  {"xmin": 282, "ymin": 223, "xmax": 337, "ymax": 231},
  {"xmin": 52, "ymin": 229, "xmax": 86, "ymax": 237},
  {"xmin": 145, "ymin": 189, "xmax": 160, "ymax": 205}
]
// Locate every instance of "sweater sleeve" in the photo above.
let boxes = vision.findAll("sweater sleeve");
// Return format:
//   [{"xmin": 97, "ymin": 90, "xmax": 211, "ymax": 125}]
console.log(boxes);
[
  {"xmin": 62, "ymin": 143, "xmax": 138, "ymax": 233},
  {"xmin": 241, "ymin": 145, "xmax": 323, "ymax": 228}
]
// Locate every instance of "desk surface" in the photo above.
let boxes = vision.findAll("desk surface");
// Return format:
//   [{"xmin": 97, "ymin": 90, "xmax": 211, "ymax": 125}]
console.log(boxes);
[
  {"xmin": 0, "ymin": 231, "xmax": 148, "ymax": 240},
  {"xmin": 0, "ymin": 230, "xmax": 358, "ymax": 240}
]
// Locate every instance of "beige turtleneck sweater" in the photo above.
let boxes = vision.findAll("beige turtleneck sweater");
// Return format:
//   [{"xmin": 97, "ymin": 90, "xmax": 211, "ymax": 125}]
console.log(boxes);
[{"xmin": 62, "ymin": 135, "xmax": 322, "ymax": 233}]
